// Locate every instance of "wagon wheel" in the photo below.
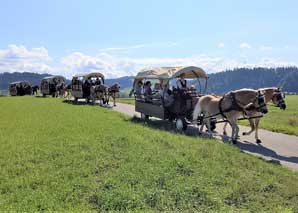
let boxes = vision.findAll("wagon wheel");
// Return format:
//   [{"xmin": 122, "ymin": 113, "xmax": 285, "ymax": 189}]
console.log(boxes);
[
  {"xmin": 140, "ymin": 113, "xmax": 149, "ymax": 121},
  {"xmin": 175, "ymin": 117, "xmax": 187, "ymax": 131}
]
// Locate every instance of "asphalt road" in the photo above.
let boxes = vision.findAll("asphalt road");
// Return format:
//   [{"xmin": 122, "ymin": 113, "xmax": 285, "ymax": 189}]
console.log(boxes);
[{"xmin": 113, "ymin": 103, "xmax": 298, "ymax": 171}]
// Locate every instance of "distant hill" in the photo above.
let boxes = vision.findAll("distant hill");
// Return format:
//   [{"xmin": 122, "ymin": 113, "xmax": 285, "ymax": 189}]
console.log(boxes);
[
  {"xmin": 1, "ymin": 67, "xmax": 298, "ymax": 93},
  {"xmin": 105, "ymin": 76, "xmax": 134, "ymax": 89},
  {"xmin": 0, "ymin": 72, "xmax": 51, "ymax": 90},
  {"xmin": 207, "ymin": 67, "xmax": 298, "ymax": 94}
]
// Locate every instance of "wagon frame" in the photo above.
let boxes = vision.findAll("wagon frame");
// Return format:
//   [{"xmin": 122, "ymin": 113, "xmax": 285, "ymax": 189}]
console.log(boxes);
[
  {"xmin": 9, "ymin": 81, "xmax": 32, "ymax": 96},
  {"xmin": 71, "ymin": 72, "xmax": 105, "ymax": 102},
  {"xmin": 133, "ymin": 66, "xmax": 209, "ymax": 130},
  {"xmin": 40, "ymin": 75, "xmax": 66, "ymax": 97}
]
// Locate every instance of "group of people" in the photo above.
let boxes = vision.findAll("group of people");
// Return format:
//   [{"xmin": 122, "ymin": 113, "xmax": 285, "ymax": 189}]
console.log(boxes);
[
  {"xmin": 134, "ymin": 73, "xmax": 189, "ymax": 103},
  {"xmin": 82, "ymin": 77, "xmax": 102, "ymax": 97}
]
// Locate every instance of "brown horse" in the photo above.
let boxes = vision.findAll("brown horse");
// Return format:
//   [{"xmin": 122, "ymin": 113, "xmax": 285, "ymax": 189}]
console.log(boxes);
[
  {"xmin": 192, "ymin": 89, "xmax": 268, "ymax": 144},
  {"xmin": 107, "ymin": 83, "xmax": 120, "ymax": 106},
  {"xmin": 237, "ymin": 87, "xmax": 286, "ymax": 143}
]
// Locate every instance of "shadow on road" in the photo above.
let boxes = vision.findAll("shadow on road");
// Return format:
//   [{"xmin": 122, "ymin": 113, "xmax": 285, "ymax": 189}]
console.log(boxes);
[{"xmin": 236, "ymin": 141, "xmax": 298, "ymax": 164}]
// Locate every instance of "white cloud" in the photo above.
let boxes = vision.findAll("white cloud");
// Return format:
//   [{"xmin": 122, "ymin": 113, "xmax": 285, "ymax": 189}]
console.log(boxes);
[
  {"xmin": 58, "ymin": 52, "xmax": 298, "ymax": 78},
  {"xmin": 0, "ymin": 44, "xmax": 53, "ymax": 73},
  {"xmin": 239, "ymin": 42, "xmax": 251, "ymax": 49},
  {"xmin": 1, "ymin": 44, "xmax": 298, "ymax": 79},
  {"xmin": 217, "ymin": 42, "xmax": 225, "ymax": 48},
  {"xmin": 99, "ymin": 42, "xmax": 179, "ymax": 52},
  {"xmin": 260, "ymin": 45, "xmax": 273, "ymax": 51},
  {"xmin": 100, "ymin": 43, "xmax": 149, "ymax": 52}
]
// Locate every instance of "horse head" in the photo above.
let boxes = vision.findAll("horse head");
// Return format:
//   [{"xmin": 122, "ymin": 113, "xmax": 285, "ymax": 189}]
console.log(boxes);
[
  {"xmin": 110, "ymin": 83, "xmax": 120, "ymax": 92},
  {"xmin": 272, "ymin": 88, "xmax": 286, "ymax": 110},
  {"xmin": 242, "ymin": 90, "xmax": 268, "ymax": 114}
]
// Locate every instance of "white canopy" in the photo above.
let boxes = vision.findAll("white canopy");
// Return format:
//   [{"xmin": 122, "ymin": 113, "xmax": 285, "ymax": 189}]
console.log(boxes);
[
  {"xmin": 134, "ymin": 66, "xmax": 207, "ymax": 80},
  {"xmin": 10, "ymin": 81, "xmax": 31, "ymax": 86},
  {"xmin": 73, "ymin": 72, "xmax": 105, "ymax": 80},
  {"xmin": 42, "ymin": 75, "xmax": 66, "ymax": 81}
]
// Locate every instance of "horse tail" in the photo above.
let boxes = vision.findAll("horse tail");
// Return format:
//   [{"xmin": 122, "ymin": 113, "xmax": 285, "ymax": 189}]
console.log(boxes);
[{"xmin": 192, "ymin": 98, "xmax": 201, "ymax": 121}]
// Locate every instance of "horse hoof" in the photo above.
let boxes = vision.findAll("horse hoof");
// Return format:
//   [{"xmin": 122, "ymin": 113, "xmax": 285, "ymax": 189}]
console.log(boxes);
[{"xmin": 256, "ymin": 139, "xmax": 262, "ymax": 144}]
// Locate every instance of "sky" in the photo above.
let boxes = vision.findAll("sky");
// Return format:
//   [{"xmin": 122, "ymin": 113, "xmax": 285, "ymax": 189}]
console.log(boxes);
[{"xmin": 0, "ymin": 0, "xmax": 298, "ymax": 78}]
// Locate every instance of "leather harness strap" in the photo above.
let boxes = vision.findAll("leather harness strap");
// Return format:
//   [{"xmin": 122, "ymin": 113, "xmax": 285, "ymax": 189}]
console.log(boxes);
[{"xmin": 218, "ymin": 92, "xmax": 246, "ymax": 119}]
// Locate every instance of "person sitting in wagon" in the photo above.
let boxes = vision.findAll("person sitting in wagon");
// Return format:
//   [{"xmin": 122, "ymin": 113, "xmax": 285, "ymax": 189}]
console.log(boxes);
[
  {"xmin": 135, "ymin": 81, "xmax": 143, "ymax": 99},
  {"xmin": 176, "ymin": 73, "xmax": 188, "ymax": 91},
  {"xmin": 95, "ymin": 77, "xmax": 101, "ymax": 85},
  {"xmin": 144, "ymin": 81, "xmax": 153, "ymax": 102}
]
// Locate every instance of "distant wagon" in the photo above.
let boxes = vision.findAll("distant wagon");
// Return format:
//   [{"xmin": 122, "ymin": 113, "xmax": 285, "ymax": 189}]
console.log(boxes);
[
  {"xmin": 9, "ymin": 81, "xmax": 32, "ymax": 96},
  {"xmin": 71, "ymin": 72, "xmax": 105, "ymax": 102},
  {"xmin": 40, "ymin": 75, "xmax": 66, "ymax": 97},
  {"xmin": 133, "ymin": 66, "xmax": 210, "ymax": 130}
]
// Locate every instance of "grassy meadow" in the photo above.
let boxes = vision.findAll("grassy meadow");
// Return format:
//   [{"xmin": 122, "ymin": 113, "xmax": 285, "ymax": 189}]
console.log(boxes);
[
  {"xmin": 118, "ymin": 96, "xmax": 298, "ymax": 136},
  {"xmin": 0, "ymin": 96, "xmax": 298, "ymax": 211}
]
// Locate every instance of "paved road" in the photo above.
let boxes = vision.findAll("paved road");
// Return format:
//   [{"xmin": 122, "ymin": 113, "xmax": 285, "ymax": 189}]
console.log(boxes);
[{"xmin": 113, "ymin": 103, "xmax": 298, "ymax": 170}]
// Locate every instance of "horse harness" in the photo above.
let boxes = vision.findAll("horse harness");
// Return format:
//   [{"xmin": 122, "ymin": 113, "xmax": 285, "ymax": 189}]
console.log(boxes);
[{"xmin": 218, "ymin": 92, "xmax": 246, "ymax": 119}]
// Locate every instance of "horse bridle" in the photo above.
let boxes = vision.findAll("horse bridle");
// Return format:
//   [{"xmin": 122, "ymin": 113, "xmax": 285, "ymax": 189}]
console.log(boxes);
[
  {"xmin": 256, "ymin": 92, "xmax": 267, "ymax": 110},
  {"xmin": 272, "ymin": 89, "xmax": 285, "ymax": 108}
]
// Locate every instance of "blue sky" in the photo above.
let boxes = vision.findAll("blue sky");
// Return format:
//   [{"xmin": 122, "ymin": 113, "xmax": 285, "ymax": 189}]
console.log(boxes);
[{"xmin": 0, "ymin": 0, "xmax": 297, "ymax": 77}]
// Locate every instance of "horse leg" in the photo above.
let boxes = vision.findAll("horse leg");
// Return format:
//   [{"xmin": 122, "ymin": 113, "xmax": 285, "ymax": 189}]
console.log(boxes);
[
  {"xmin": 243, "ymin": 118, "xmax": 255, "ymax": 136},
  {"xmin": 223, "ymin": 122, "xmax": 228, "ymax": 135},
  {"xmin": 206, "ymin": 118, "xmax": 213, "ymax": 136},
  {"xmin": 113, "ymin": 94, "xmax": 116, "ymax": 106},
  {"xmin": 228, "ymin": 119, "xmax": 237, "ymax": 144},
  {"xmin": 255, "ymin": 118, "xmax": 262, "ymax": 144}
]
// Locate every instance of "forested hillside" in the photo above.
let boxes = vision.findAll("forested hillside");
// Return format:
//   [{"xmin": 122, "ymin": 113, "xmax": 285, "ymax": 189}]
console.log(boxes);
[
  {"xmin": 207, "ymin": 67, "xmax": 298, "ymax": 94},
  {"xmin": 1, "ymin": 67, "xmax": 298, "ymax": 93}
]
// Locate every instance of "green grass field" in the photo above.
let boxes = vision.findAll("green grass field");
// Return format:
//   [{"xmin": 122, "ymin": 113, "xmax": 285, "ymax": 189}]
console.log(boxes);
[
  {"xmin": 118, "ymin": 96, "xmax": 298, "ymax": 136},
  {"xmin": 240, "ymin": 95, "xmax": 298, "ymax": 136},
  {"xmin": 0, "ymin": 97, "xmax": 298, "ymax": 211}
]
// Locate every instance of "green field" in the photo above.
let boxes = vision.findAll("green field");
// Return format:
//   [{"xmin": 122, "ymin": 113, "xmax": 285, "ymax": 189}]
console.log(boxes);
[
  {"xmin": 118, "ymin": 96, "xmax": 298, "ymax": 136},
  {"xmin": 0, "ymin": 97, "xmax": 298, "ymax": 211},
  {"xmin": 240, "ymin": 95, "xmax": 298, "ymax": 136}
]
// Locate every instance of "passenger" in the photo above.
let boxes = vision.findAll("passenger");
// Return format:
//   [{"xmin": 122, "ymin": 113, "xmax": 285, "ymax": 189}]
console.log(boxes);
[
  {"xmin": 144, "ymin": 81, "xmax": 152, "ymax": 102},
  {"xmin": 95, "ymin": 77, "xmax": 101, "ymax": 85},
  {"xmin": 176, "ymin": 73, "xmax": 187, "ymax": 90},
  {"xmin": 135, "ymin": 81, "xmax": 143, "ymax": 98}
]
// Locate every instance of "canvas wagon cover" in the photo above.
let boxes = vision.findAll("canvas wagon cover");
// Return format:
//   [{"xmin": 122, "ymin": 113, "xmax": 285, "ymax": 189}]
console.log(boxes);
[
  {"xmin": 42, "ymin": 75, "xmax": 66, "ymax": 81},
  {"xmin": 73, "ymin": 72, "xmax": 105, "ymax": 80},
  {"xmin": 134, "ymin": 66, "xmax": 207, "ymax": 80},
  {"xmin": 10, "ymin": 81, "xmax": 32, "ymax": 86}
]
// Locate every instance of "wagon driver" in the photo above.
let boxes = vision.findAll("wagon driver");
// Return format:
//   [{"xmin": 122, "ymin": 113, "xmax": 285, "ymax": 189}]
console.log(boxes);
[{"xmin": 176, "ymin": 73, "xmax": 187, "ymax": 90}]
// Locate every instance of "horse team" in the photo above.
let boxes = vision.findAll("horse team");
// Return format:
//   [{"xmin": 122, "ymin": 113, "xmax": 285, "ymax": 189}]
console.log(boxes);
[{"xmin": 192, "ymin": 87, "xmax": 286, "ymax": 144}]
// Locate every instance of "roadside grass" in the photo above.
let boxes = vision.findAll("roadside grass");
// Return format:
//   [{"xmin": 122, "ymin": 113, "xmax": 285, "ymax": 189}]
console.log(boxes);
[
  {"xmin": 239, "ymin": 95, "xmax": 298, "ymax": 136},
  {"xmin": 118, "ymin": 98, "xmax": 135, "ymax": 105},
  {"xmin": 0, "ymin": 96, "xmax": 298, "ymax": 211}
]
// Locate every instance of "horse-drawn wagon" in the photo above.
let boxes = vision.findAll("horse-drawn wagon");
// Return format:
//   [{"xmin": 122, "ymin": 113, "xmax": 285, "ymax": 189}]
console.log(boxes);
[
  {"xmin": 9, "ymin": 81, "xmax": 32, "ymax": 96},
  {"xmin": 71, "ymin": 72, "xmax": 105, "ymax": 103},
  {"xmin": 40, "ymin": 75, "xmax": 66, "ymax": 97},
  {"xmin": 133, "ymin": 66, "xmax": 211, "ymax": 130}
]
